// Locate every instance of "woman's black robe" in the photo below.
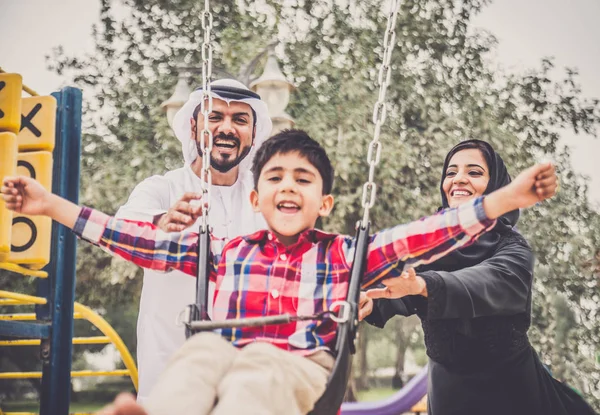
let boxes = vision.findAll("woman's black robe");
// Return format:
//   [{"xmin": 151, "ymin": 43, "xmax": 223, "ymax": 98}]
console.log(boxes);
[{"xmin": 366, "ymin": 140, "xmax": 597, "ymax": 415}]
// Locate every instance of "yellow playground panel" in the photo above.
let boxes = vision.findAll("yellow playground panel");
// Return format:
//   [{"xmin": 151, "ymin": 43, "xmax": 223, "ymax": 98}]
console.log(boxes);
[
  {"xmin": 0, "ymin": 132, "xmax": 18, "ymax": 261},
  {"xmin": 0, "ymin": 69, "xmax": 138, "ymax": 415},
  {"xmin": 0, "ymin": 74, "xmax": 56, "ymax": 270},
  {"xmin": 17, "ymin": 95, "xmax": 57, "ymax": 152},
  {"xmin": 0, "ymin": 73, "xmax": 23, "ymax": 133},
  {"xmin": 6, "ymin": 214, "xmax": 53, "ymax": 270},
  {"xmin": 6, "ymin": 151, "xmax": 53, "ymax": 268}
]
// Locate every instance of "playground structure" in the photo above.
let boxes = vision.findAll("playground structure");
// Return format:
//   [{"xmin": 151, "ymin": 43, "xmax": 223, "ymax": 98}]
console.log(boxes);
[{"xmin": 0, "ymin": 70, "xmax": 138, "ymax": 415}]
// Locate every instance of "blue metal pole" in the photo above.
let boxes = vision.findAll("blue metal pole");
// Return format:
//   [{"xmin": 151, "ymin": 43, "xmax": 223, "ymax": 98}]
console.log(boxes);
[
  {"xmin": 0, "ymin": 320, "xmax": 50, "ymax": 338},
  {"xmin": 39, "ymin": 87, "xmax": 82, "ymax": 415}
]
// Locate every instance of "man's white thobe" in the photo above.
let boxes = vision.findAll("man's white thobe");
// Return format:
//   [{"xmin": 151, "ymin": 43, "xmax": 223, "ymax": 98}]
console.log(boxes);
[{"xmin": 116, "ymin": 165, "xmax": 265, "ymax": 403}]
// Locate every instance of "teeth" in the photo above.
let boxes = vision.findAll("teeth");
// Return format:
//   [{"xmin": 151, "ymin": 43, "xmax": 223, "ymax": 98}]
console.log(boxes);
[
  {"xmin": 215, "ymin": 140, "xmax": 236, "ymax": 148},
  {"xmin": 453, "ymin": 190, "xmax": 471, "ymax": 196},
  {"xmin": 278, "ymin": 202, "xmax": 299, "ymax": 208}
]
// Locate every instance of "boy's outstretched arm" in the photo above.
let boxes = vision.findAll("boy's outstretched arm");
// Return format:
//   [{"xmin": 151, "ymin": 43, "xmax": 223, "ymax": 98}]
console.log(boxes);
[
  {"xmin": 1, "ymin": 176, "xmax": 81, "ymax": 228},
  {"xmin": 365, "ymin": 163, "xmax": 557, "ymax": 300},
  {"xmin": 2, "ymin": 176, "xmax": 212, "ymax": 277},
  {"xmin": 360, "ymin": 163, "xmax": 558, "ymax": 293},
  {"xmin": 483, "ymin": 162, "xmax": 557, "ymax": 217}
]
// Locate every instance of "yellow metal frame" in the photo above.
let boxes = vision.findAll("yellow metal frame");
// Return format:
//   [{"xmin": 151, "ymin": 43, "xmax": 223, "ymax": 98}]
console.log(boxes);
[
  {"xmin": 0, "ymin": 262, "xmax": 48, "ymax": 278},
  {"xmin": 0, "ymin": 291, "xmax": 46, "ymax": 305},
  {"xmin": 0, "ymin": 290, "xmax": 138, "ymax": 391},
  {"xmin": 73, "ymin": 301, "xmax": 139, "ymax": 390},
  {"xmin": 1, "ymin": 369, "xmax": 130, "ymax": 379},
  {"xmin": 0, "ymin": 67, "xmax": 38, "ymax": 96},
  {"xmin": 0, "ymin": 336, "xmax": 111, "ymax": 346}
]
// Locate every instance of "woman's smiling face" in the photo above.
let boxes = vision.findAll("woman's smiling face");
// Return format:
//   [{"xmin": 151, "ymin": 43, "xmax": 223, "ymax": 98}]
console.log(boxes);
[{"xmin": 442, "ymin": 148, "xmax": 490, "ymax": 208}]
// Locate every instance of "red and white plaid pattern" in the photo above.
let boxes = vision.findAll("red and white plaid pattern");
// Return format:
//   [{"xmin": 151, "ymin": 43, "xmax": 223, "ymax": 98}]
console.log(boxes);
[{"xmin": 74, "ymin": 197, "xmax": 494, "ymax": 356}]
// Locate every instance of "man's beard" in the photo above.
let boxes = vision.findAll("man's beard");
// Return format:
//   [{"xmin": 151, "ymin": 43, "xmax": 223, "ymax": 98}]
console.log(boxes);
[{"xmin": 196, "ymin": 132, "xmax": 252, "ymax": 173}]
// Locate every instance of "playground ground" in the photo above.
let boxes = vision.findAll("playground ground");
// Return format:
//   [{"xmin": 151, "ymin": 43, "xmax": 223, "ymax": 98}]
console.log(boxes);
[{"xmin": 1, "ymin": 387, "xmax": 410, "ymax": 414}]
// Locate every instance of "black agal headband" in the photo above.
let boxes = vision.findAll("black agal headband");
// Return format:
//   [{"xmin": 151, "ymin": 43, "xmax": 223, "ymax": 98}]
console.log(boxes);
[
  {"xmin": 194, "ymin": 85, "xmax": 262, "ymax": 101},
  {"xmin": 193, "ymin": 85, "xmax": 261, "ymax": 127}
]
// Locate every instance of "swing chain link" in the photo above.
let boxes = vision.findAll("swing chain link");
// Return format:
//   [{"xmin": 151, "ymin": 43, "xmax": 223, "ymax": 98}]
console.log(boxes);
[
  {"xmin": 199, "ymin": 0, "xmax": 214, "ymax": 231},
  {"xmin": 360, "ymin": 0, "xmax": 402, "ymax": 227}
]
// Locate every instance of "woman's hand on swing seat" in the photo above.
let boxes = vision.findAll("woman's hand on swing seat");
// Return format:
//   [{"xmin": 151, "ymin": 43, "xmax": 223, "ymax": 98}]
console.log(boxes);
[
  {"xmin": 358, "ymin": 292, "xmax": 374, "ymax": 321},
  {"xmin": 365, "ymin": 268, "xmax": 427, "ymax": 300}
]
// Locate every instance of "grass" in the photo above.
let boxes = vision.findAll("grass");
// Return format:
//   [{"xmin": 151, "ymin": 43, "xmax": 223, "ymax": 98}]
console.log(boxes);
[
  {"xmin": 3, "ymin": 388, "xmax": 399, "ymax": 412},
  {"xmin": 1, "ymin": 401, "xmax": 106, "ymax": 413},
  {"xmin": 357, "ymin": 387, "xmax": 397, "ymax": 402}
]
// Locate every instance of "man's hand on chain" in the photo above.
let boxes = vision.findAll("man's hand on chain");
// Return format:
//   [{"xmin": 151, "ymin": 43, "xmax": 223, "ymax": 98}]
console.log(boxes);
[{"xmin": 154, "ymin": 193, "xmax": 204, "ymax": 232}]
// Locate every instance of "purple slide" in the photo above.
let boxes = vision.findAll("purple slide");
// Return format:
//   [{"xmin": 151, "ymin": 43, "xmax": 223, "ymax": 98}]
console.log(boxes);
[{"xmin": 340, "ymin": 366, "xmax": 428, "ymax": 415}]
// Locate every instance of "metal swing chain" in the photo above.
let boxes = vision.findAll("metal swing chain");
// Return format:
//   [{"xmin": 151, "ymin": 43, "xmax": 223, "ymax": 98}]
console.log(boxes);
[
  {"xmin": 199, "ymin": 0, "xmax": 214, "ymax": 232},
  {"xmin": 360, "ymin": 0, "xmax": 402, "ymax": 227},
  {"xmin": 185, "ymin": 1, "xmax": 402, "ymax": 332}
]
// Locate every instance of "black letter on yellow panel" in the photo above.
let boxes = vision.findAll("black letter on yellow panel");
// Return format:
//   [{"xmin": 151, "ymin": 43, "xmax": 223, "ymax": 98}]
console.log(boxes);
[{"xmin": 11, "ymin": 217, "xmax": 37, "ymax": 252}]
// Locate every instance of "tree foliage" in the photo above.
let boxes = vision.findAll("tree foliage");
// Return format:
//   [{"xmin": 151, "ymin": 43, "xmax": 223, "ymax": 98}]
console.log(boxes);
[{"xmin": 6, "ymin": 0, "xmax": 596, "ymax": 406}]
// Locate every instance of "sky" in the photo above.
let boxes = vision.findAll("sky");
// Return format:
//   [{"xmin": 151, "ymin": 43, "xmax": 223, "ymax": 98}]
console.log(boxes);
[
  {"xmin": 473, "ymin": 0, "xmax": 600, "ymax": 206},
  {"xmin": 0, "ymin": 0, "xmax": 598, "ymax": 204}
]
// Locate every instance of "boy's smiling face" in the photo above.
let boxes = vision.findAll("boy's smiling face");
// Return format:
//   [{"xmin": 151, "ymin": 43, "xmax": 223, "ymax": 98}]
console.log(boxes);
[{"xmin": 250, "ymin": 151, "xmax": 334, "ymax": 246}]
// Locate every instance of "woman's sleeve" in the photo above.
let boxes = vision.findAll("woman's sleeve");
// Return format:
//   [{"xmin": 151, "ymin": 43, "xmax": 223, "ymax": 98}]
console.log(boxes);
[
  {"xmin": 364, "ymin": 296, "xmax": 422, "ymax": 328},
  {"xmin": 421, "ymin": 235, "xmax": 534, "ymax": 319}
]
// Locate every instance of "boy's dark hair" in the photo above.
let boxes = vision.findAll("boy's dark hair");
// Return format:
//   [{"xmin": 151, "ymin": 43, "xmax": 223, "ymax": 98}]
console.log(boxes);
[{"xmin": 251, "ymin": 129, "xmax": 334, "ymax": 195}]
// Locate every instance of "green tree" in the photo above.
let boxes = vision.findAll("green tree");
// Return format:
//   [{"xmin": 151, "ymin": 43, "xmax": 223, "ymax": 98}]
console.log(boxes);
[{"xmin": 28, "ymin": 0, "xmax": 600, "ymax": 407}]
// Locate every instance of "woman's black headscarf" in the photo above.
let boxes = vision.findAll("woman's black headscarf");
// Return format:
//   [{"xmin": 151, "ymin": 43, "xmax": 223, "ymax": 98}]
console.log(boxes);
[{"xmin": 419, "ymin": 139, "xmax": 520, "ymax": 272}]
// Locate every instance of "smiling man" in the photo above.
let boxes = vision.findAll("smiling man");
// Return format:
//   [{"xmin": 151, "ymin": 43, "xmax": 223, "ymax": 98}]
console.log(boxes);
[
  {"xmin": 189, "ymin": 95, "xmax": 255, "ymax": 179},
  {"xmin": 115, "ymin": 79, "xmax": 271, "ymax": 403}
]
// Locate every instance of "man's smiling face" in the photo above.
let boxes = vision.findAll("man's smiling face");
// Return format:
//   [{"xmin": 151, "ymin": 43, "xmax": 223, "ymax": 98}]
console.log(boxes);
[{"xmin": 192, "ymin": 98, "xmax": 255, "ymax": 173}]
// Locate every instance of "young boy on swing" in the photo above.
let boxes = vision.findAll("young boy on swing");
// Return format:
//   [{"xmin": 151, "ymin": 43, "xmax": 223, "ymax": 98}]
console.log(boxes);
[{"xmin": 1, "ymin": 129, "xmax": 558, "ymax": 415}]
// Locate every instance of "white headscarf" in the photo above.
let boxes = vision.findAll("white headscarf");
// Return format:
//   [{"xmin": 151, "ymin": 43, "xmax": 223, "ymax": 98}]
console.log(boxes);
[{"xmin": 172, "ymin": 79, "xmax": 272, "ymax": 177}]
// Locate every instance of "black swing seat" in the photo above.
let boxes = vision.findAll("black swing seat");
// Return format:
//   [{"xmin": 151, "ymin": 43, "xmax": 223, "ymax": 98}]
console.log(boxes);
[{"xmin": 186, "ymin": 224, "xmax": 370, "ymax": 415}]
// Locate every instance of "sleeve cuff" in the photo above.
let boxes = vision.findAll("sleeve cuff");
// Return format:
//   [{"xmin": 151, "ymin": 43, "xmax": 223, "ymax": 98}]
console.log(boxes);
[
  {"xmin": 420, "ymin": 271, "xmax": 446, "ymax": 319},
  {"xmin": 364, "ymin": 298, "xmax": 414, "ymax": 328},
  {"xmin": 458, "ymin": 196, "xmax": 497, "ymax": 236},
  {"xmin": 73, "ymin": 207, "xmax": 111, "ymax": 243},
  {"xmin": 363, "ymin": 300, "xmax": 389, "ymax": 328}
]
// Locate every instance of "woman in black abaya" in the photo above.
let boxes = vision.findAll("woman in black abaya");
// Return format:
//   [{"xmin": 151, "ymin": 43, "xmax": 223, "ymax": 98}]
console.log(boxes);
[{"xmin": 362, "ymin": 140, "xmax": 597, "ymax": 415}]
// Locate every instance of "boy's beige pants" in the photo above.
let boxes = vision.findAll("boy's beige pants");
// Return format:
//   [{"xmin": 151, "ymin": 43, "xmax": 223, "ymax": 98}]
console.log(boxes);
[{"xmin": 144, "ymin": 332, "xmax": 334, "ymax": 415}]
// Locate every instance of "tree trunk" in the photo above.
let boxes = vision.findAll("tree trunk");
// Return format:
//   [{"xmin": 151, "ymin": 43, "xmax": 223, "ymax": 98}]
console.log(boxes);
[
  {"xmin": 344, "ymin": 376, "xmax": 358, "ymax": 403},
  {"xmin": 393, "ymin": 318, "xmax": 407, "ymax": 389},
  {"xmin": 393, "ymin": 316, "xmax": 420, "ymax": 389},
  {"xmin": 355, "ymin": 324, "xmax": 370, "ymax": 391}
]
